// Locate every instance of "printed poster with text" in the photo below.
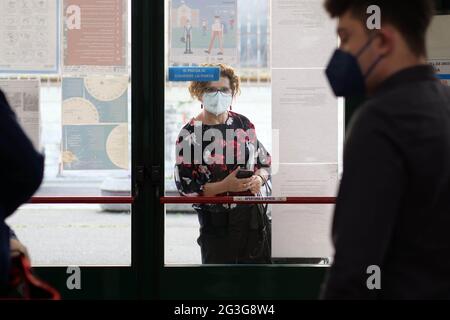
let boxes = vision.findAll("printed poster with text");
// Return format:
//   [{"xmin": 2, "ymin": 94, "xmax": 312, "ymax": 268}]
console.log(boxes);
[
  {"xmin": 429, "ymin": 60, "xmax": 450, "ymax": 87},
  {"xmin": 271, "ymin": 0, "xmax": 339, "ymax": 260},
  {"xmin": 0, "ymin": 0, "xmax": 59, "ymax": 73},
  {"xmin": 0, "ymin": 79, "xmax": 40, "ymax": 149},
  {"xmin": 63, "ymin": 0, "xmax": 127, "ymax": 73},
  {"xmin": 427, "ymin": 16, "xmax": 450, "ymax": 86},
  {"xmin": 169, "ymin": 0, "xmax": 238, "ymax": 66},
  {"xmin": 62, "ymin": 76, "xmax": 129, "ymax": 170}
]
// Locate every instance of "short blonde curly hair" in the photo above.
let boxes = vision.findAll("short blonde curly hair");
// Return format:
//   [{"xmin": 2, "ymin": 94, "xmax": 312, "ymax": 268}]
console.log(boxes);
[{"xmin": 189, "ymin": 63, "xmax": 241, "ymax": 100}]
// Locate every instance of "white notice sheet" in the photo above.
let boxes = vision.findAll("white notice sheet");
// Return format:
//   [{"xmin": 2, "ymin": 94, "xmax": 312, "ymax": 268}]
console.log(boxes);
[
  {"xmin": 271, "ymin": 163, "xmax": 338, "ymax": 259},
  {"xmin": 0, "ymin": 79, "xmax": 41, "ymax": 149},
  {"xmin": 0, "ymin": 0, "xmax": 59, "ymax": 73},
  {"xmin": 272, "ymin": 68, "xmax": 339, "ymax": 163},
  {"xmin": 272, "ymin": 0, "xmax": 337, "ymax": 68},
  {"xmin": 427, "ymin": 15, "xmax": 450, "ymax": 60}
]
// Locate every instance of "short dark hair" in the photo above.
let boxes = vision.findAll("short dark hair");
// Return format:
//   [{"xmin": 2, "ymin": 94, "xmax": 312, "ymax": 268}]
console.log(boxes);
[{"xmin": 324, "ymin": 0, "xmax": 435, "ymax": 56}]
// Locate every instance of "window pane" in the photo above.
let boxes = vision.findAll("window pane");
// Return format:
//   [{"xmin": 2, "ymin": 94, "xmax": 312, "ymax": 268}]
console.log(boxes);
[
  {"xmin": 164, "ymin": 0, "xmax": 343, "ymax": 266},
  {"xmin": 4, "ymin": 0, "xmax": 132, "ymax": 266}
]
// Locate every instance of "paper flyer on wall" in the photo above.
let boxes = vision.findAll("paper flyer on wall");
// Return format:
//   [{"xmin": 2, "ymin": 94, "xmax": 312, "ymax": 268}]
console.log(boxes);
[
  {"xmin": 63, "ymin": 0, "xmax": 128, "ymax": 74},
  {"xmin": 62, "ymin": 124, "xmax": 128, "ymax": 170},
  {"xmin": 272, "ymin": 0, "xmax": 337, "ymax": 69},
  {"xmin": 427, "ymin": 15, "xmax": 450, "ymax": 60},
  {"xmin": 62, "ymin": 76, "xmax": 129, "ymax": 170},
  {"xmin": 169, "ymin": 0, "xmax": 238, "ymax": 66},
  {"xmin": 272, "ymin": 68, "xmax": 339, "ymax": 163},
  {"xmin": 0, "ymin": 79, "xmax": 41, "ymax": 149},
  {"xmin": 271, "ymin": 163, "xmax": 338, "ymax": 259},
  {"xmin": 427, "ymin": 15, "xmax": 450, "ymax": 87},
  {"xmin": 0, "ymin": 0, "xmax": 59, "ymax": 73},
  {"xmin": 429, "ymin": 59, "xmax": 450, "ymax": 86}
]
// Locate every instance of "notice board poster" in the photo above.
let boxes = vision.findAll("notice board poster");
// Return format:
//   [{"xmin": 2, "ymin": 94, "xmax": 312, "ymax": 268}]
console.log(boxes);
[
  {"xmin": 0, "ymin": 0, "xmax": 59, "ymax": 73},
  {"xmin": 430, "ymin": 59, "xmax": 450, "ymax": 86},
  {"xmin": 169, "ymin": 0, "xmax": 238, "ymax": 66},
  {"xmin": 271, "ymin": 164, "xmax": 338, "ymax": 259},
  {"xmin": 272, "ymin": 68, "xmax": 339, "ymax": 164},
  {"xmin": 62, "ymin": 76, "xmax": 129, "ymax": 170},
  {"xmin": 63, "ymin": 0, "xmax": 128, "ymax": 73},
  {"xmin": 62, "ymin": 124, "xmax": 128, "ymax": 170},
  {"xmin": 0, "ymin": 79, "xmax": 41, "ymax": 149},
  {"xmin": 427, "ymin": 16, "xmax": 450, "ymax": 87},
  {"xmin": 272, "ymin": 0, "xmax": 336, "ymax": 68},
  {"xmin": 271, "ymin": 0, "xmax": 340, "ymax": 260}
]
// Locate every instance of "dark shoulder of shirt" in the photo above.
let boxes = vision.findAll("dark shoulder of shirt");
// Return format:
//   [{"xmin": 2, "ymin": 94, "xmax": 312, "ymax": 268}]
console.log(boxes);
[{"xmin": 346, "ymin": 65, "xmax": 450, "ymax": 155}]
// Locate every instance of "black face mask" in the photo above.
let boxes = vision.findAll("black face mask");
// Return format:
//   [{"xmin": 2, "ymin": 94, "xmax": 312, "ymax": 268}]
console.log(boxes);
[{"xmin": 325, "ymin": 34, "xmax": 385, "ymax": 98}]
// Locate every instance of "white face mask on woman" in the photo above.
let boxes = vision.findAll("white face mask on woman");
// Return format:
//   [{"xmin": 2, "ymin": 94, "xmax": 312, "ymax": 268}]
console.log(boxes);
[{"xmin": 202, "ymin": 92, "xmax": 232, "ymax": 116}]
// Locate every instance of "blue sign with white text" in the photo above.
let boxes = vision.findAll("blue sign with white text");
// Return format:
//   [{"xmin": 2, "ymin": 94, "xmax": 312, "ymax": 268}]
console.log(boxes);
[
  {"xmin": 168, "ymin": 67, "xmax": 220, "ymax": 82},
  {"xmin": 437, "ymin": 74, "xmax": 450, "ymax": 80}
]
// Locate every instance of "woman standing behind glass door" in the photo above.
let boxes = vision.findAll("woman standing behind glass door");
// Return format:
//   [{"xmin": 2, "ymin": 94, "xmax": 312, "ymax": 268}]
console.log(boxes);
[{"xmin": 174, "ymin": 64, "xmax": 272, "ymax": 264}]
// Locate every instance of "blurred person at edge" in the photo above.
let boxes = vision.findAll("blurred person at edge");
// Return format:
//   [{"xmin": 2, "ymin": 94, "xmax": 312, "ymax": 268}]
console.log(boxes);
[{"xmin": 0, "ymin": 89, "xmax": 44, "ymax": 293}]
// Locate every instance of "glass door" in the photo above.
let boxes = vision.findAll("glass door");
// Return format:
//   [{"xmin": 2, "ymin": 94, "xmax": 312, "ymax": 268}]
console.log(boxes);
[{"xmin": 158, "ymin": 0, "xmax": 342, "ymax": 299}]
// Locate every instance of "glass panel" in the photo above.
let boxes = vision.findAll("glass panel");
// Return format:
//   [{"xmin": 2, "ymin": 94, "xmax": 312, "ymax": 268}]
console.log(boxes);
[
  {"xmin": 4, "ymin": 0, "xmax": 132, "ymax": 266},
  {"xmin": 164, "ymin": 0, "xmax": 344, "ymax": 266}
]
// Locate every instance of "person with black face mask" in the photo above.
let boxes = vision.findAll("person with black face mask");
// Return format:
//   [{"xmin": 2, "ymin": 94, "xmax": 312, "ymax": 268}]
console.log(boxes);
[
  {"xmin": 326, "ymin": 33, "xmax": 386, "ymax": 97},
  {"xmin": 321, "ymin": 0, "xmax": 450, "ymax": 299}
]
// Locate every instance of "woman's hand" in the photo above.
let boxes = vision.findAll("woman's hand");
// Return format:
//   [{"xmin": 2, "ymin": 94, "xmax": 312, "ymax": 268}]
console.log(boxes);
[
  {"xmin": 248, "ymin": 175, "xmax": 263, "ymax": 195},
  {"xmin": 222, "ymin": 167, "xmax": 253, "ymax": 193}
]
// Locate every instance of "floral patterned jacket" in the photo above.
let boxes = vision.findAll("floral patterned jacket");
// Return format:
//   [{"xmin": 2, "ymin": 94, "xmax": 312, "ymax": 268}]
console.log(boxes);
[{"xmin": 174, "ymin": 111, "xmax": 271, "ymax": 212}]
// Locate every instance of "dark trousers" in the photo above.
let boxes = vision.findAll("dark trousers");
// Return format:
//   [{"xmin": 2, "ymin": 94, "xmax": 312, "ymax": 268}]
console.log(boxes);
[{"xmin": 196, "ymin": 205, "xmax": 270, "ymax": 264}]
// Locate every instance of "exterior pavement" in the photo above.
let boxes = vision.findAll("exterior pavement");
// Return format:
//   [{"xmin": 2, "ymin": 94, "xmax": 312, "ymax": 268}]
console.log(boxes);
[{"xmin": 6, "ymin": 205, "xmax": 201, "ymax": 266}]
